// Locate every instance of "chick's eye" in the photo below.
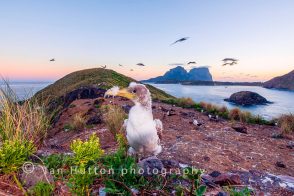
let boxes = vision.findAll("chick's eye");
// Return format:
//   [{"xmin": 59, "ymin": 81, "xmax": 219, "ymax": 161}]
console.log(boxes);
[{"xmin": 132, "ymin": 89, "xmax": 137, "ymax": 93}]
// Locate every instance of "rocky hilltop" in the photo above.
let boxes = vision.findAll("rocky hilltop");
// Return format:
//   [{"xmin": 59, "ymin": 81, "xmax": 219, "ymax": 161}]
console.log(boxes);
[
  {"xmin": 263, "ymin": 69, "xmax": 294, "ymax": 90},
  {"xmin": 143, "ymin": 66, "xmax": 213, "ymax": 83}
]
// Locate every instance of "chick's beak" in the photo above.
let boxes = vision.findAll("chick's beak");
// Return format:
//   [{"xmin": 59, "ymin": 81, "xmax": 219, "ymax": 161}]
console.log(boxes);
[
  {"xmin": 116, "ymin": 88, "xmax": 135, "ymax": 100},
  {"xmin": 105, "ymin": 88, "xmax": 135, "ymax": 100}
]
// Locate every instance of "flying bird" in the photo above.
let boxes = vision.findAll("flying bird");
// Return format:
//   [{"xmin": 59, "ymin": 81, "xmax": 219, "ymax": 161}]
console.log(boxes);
[
  {"xmin": 170, "ymin": 37, "xmax": 189, "ymax": 45},
  {"xmin": 49, "ymin": 58, "xmax": 55, "ymax": 62},
  {"xmin": 222, "ymin": 58, "xmax": 238, "ymax": 62},
  {"xmin": 222, "ymin": 58, "xmax": 238, "ymax": 66},
  {"xmin": 118, "ymin": 64, "xmax": 123, "ymax": 66},
  {"xmin": 105, "ymin": 83, "xmax": 163, "ymax": 156},
  {"xmin": 187, "ymin": 61, "xmax": 196, "ymax": 65},
  {"xmin": 100, "ymin": 65, "xmax": 106, "ymax": 69},
  {"xmin": 136, "ymin": 63, "xmax": 146, "ymax": 66}
]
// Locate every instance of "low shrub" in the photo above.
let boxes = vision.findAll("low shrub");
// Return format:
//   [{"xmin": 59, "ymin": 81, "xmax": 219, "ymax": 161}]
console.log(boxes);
[
  {"xmin": 67, "ymin": 166, "xmax": 97, "ymax": 196},
  {"xmin": 278, "ymin": 113, "xmax": 294, "ymax": 135},
  {"xmin": 68, "ymin": 134, "xmax": 104, "ymax": 195},
  {"xmin": 43, "ymin": 154, "xmax": 71, "ymax": 178},
  {"xmin": 199, "ymin": 101, "xmax": 207, "ymax": 109},
  {"xmin": 102, "ymin": 148, "xmax": 148, "ymax": 195},
  {"xmin": 229, "ymin": 108, "xmax": 241, "ymax": 121},
  {"xmin": 29, "ymin": 182, "xmax": 54, "ymax": 196},
  {"xmin": 219, "ymin": 106, "xmax": 229, "ymax": 113},
  {"xmin": 225, "ymin": 186, "xmax": 252, "ymax": 196},
  {"xmin": 70, "ymin": 133, "xmax": 104, "ymax": 167},
  {"xmin": 175, "ymin": 167, "xmax": 207, "ymax": 196},
  {"xmin": 0, "ymin": 140, "xmax": 36, "ymax": 195},
  {"xmin": 177, "ymin": 97, "xmax": 196, "ymax": 108},
  {"xmin": 240, "ymin": 111, "xmax": 253, "ymax": 123},
  {"xmin": 0, "ymin": 140, "xmax": 35, "ymax": 174}
]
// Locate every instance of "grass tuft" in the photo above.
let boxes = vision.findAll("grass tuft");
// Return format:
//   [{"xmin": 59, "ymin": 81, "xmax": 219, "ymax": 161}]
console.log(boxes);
[
  {"xmin": 103, "ymin": 105, "xmax": 127, "ymax": 136},
  {"xmin": 0, "ymin": 81, "xmax": 49, "ymax": 146},
  {"xmin": 72, "ymin": 113, "xmax": 86, "ymax": 131},
  {"xmin": 278, "ymin": 113, "xmax": 294, "ymax": 135}
]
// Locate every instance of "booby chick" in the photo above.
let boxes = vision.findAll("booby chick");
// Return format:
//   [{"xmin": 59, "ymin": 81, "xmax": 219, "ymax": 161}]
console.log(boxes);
[{"xmin": 105, "ymin": 82, "xmax": 163, "ymax": 156}]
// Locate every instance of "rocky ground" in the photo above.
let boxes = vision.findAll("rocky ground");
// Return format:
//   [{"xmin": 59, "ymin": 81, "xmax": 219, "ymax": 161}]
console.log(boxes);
[
  {"xmin": 34, "ymin": 90, "xmax": 294, "ymax": 195},
  {"xmin": 1, "ymin": 86, "xmax": 293, "ymax": 195}
]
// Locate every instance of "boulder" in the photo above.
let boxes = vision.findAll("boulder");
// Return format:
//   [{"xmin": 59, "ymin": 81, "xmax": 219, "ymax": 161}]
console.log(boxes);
[
  {"xmin": 224, "ymin": 91, "xmax": 271, "ymax": 106},
  {"xmin": 138, "ymin": 156, "xmax": 164, "ymax": 176},
  {"xmin": 276, "ymin": 161, "xmax": 286, "ymax": 168},
  {"xmin": 63, "ymin": 87, "xmax": 106, "ymax": 108},
  {"xmin": 20, "ymin": 164, "xmax": 54, "ymax": 189},
  {"xmin": 86, "ymin": 115, "xmax": 102, "ymax": 125},
  {"xmin": 209, "ymin": 171, "xmax": 221, "ymax": 177},
  {"xmin": 213, "ymin": 173, "xmax": 241, "ymax": 186},
  {"xmin": 231, "ymin": 124, "xmax": 248, "ymax": 134},
  {"xmin": 161, "ymin": 159, "xmax": 179, "ymax": 168}
]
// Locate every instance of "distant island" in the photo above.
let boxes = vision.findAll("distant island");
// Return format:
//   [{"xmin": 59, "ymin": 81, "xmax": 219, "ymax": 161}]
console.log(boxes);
[
  {"xmin": 263, "ymin": 69, "xmax": 294, "ymax": 91},
  {"xmin": 142, "ymin": 66, "xmax": 262, "ymax": 86},
  {"xmin": 142, "ymin": 66, "xmax": 213, "ymax": 83},
  {"xmin": 143, "ymin": 67, "xmax": 294, "ymax": 90}
]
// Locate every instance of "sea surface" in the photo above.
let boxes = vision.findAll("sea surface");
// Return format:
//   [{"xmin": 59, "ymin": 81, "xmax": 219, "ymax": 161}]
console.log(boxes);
[
  {"xmin": 0, "ymin": 81, "xmax": 52, "ymax": 100},
  {"xmin": 1, "ymin": 82, "xmax": 293, "ymax": 120},
  {"xmin": 149, "ymin": 83, "xmax": 294, "ymax": 120}
]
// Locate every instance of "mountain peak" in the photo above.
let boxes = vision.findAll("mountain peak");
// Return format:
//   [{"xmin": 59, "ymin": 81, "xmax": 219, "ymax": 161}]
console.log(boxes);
[{"xmin": 143, "ymin": 66, "xmax": 213, "ymax": 83}]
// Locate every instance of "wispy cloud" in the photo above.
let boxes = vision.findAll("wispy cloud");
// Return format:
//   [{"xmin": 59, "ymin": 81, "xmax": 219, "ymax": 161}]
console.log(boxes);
[
  {"xmin": 168, "ymin": 63, "xmax": 184, "ymax": 66},
  {"xmin": 190, "ymin": 65, "xmax": 211, "ymax": 69}
]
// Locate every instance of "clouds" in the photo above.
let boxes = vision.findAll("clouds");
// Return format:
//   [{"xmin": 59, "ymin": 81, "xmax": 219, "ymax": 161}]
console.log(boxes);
[
  {"xmin": 190, "ymin": 65, "xmax": 211, "ymax": 69},
  {"xmin": 168, "ymin": 63, "xmax": 184, "ymax": 66}
]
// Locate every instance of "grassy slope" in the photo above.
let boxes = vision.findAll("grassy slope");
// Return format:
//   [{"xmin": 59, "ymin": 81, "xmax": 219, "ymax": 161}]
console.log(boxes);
[{"xmin": 34, "ymin": 68, "xmax": 173, "ymax": 103}]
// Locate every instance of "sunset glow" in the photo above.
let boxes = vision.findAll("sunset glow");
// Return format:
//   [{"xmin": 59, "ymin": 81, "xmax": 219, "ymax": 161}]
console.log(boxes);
[{"xmin": 0, "ymin": 1, "xmax": 293, "ymax": 82}]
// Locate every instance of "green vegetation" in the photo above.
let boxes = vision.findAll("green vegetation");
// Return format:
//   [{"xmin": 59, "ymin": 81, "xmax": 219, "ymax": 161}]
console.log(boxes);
[
  {"xmin": 70, "ymin": 134, "xmax": 104, "ymax": 167},
  {"xmin": 0, "ymin": 82, "xmax": 49, "ymax": 195},
  {"xmin": 176, "ymin": 167, "xmax": 207, "ymax": 196},
  {"xmin": 29, "ymin": 182, "xmax": 54, "ymax": 196},
  {"xmin": 225, "ymin": 186, "xmax": 252, "ymax": 196},
  {"xmin": 68, "ymin": 134, "xmax": 104, "ymax": 195},
  {"xmin": 0, "ymin": 82, "xmax": 49, "ymax": 145},
  {"xmin": 163, "ymin": 97, "xmax": 274, "ymax": 125},
  {"xmin": 0, "ymin": 140, "xmax": 35, "ymax": 174},
  {"xmin": 278, "ymin": 113, "xmax": 294, "ymax": 135}
]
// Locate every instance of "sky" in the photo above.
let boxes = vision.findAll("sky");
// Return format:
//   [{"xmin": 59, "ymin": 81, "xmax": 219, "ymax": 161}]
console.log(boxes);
[{"xmin": 0, "ymin": 0, "xmax": 294, "ymax": 82}]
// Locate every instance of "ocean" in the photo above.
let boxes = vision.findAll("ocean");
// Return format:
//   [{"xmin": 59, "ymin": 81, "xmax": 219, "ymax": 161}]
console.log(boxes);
[
  {"xmin": 149, "ymin": 83, "xmax": 294, "ymax": 120},
  {"xmin": 0, "ymin": 81, "xmax": 52, "ymax": 100},
  {"xmin": 2, "ymin": 82, "xmax": 293, "ymax": 119}
]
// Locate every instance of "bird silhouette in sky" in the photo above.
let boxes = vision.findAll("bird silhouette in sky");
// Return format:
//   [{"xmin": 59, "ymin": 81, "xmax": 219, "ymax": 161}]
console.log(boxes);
[
  {"xmin": 100, "ymin": 65, "xmax": 106, "ymax": 69},
  {"xmin": 170, "ymin": 37, "xmax": 189, "ymax": 45},
  {"xmin": 222, "ymin": 58, "xmax": 238, "ymax": 66},
  {"xmin": 136, "ymin": 63, "xmax": 146, "ymax": 66},
  {"xmin": 187, "ymin": 61, "xmax": 196, "ymax": 65},
  {"xmin": 119, "ymin": 64, "xmax": 123, "ymax": 66},
  {"xmin": 49, "ymin": 58, "xmax": 55, "ymax": 62},
  {"xmin": 223, "ymin": 58, "xmax": 238, "ymax": 62}
]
